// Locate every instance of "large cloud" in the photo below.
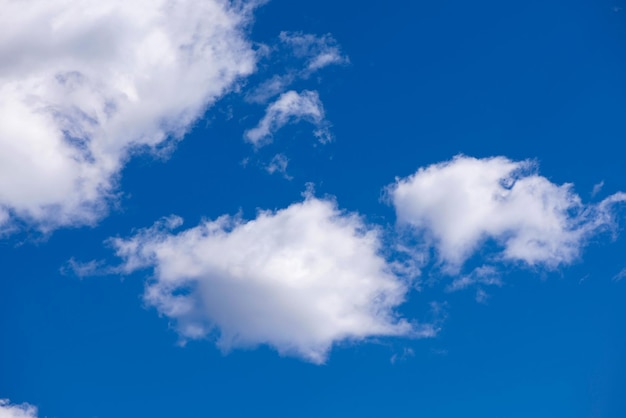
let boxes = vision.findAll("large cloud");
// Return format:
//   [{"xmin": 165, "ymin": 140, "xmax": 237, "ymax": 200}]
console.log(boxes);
[
  {"xmin": 0, "ymin": 0, "xmax": 257, "ymax": 231},
  {"xmin": 0, "ymin": 399, "xmax": 38, "ymax": 418},
  {"xmin": 110, "ymin": 195, "xmax": 430, "ymax": 363},
  {"xmin": 388, "ymin": 155, "xmax": 626, "ymax": 272}
]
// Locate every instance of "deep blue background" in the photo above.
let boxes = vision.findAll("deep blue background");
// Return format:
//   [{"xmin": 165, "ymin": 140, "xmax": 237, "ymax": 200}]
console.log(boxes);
[{"xmin": 2, "ymin": 0, "xmax": 626, "ymax": 416}]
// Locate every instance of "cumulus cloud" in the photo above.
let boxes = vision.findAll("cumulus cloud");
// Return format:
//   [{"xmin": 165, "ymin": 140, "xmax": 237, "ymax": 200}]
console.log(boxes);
[
  {"xmin": 110, "ymin": 195, "xmax": 434, "ymax": 363},
  {"xmin": 0, "ymin": 399, "xmax": 38, "ymax": 418},
  {"xmin": 0, "ymin": 0, "xmax": 257, "ymax": 231},
  {"xmin": 388, "ymin": 155, "xmax": 626, "ymax": 272},
  {"xmin": 244, "ymin": 90, "xmax": 331, "ymax": 146}
]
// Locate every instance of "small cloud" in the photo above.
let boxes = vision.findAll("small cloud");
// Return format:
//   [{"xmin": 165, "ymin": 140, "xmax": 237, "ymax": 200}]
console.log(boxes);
[
  {"xmin": 245, "ymin": 73, "xmax": 296, "ymax": 104},
  {"xmin": 279, "ymin": 31, "xmax": 350, "ymax": 74},
  {"xmin": 244, "ymin": 90, "xmax": 331, "ymax": 147},
  {"xmin": 61, "ymin": 257, "xmax": 113, "ymax": 278},
  {"xmin": 613, "ymin": 268, "xmax": 626, "ymax": 282},
  {"xmin": 390, "ymin": 347, "xmax": 415, "ymax": 365},
  {"xmin": 475, "ymin": 288, "xmax": 490, "ymax": 304},
  {"xmin": 592, "ymin": 181, "xmax": 604, "ymax": 197},
  {"xmin": 265, "ymin": 154, "xmax": 292, "ymax": 179},
  {"xmin": 245, "ymin": 32, "xmax": 349, "ymax": 104}
]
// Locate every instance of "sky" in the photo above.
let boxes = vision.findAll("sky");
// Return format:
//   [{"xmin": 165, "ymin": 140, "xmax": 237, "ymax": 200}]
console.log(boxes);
[{"xmin": 1, "ymin": 0, "xmax": 626, "ymax": 417}]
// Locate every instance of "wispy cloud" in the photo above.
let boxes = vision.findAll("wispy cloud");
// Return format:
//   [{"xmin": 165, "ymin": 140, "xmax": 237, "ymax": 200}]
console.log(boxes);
[
  {"xmin": 446, "ymin": 265, "xmax": 502, "ymax": 292},
  {"xmin": 279, "ymin": 31, "xmax": 350, "ymax": 74},
  {"xmin": 244, "ymin": 90, "xmax": 331, "ymax": 147},
  {"xmin": 245, "ymin": 32, "xmax": 348, "ymax": 104},
  {"xmin": 592, "ymin": 181, "xmax": 604, "ymax": 197},
  {"xmin": 265, "ymin": 153, "xmax": 292, "ymax": 179}
]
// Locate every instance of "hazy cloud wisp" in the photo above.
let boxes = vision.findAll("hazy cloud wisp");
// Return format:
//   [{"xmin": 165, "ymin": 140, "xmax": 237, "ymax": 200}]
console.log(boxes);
[{"xmin": 0, "ymin": 399, "xmax": 38, "ymax": 418}]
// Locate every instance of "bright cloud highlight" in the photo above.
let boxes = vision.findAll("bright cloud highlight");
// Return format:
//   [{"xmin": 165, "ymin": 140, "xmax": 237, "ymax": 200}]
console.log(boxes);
[
  {"xmin": 0, "ymin": 0, "xmax": 257, "ymax": 231},
  {"xmin": 388, "ymin": 155, "xmax": 626, "ymax": 272},
  {"xmin": 110, "ymin": 195, "xmax": 428, "ymax": 364}
]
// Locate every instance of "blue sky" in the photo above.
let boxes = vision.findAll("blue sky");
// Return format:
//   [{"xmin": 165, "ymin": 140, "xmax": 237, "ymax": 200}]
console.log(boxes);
[{"xmin": 1, "ymin": 0, "xmax": 626, "ymax": 417}]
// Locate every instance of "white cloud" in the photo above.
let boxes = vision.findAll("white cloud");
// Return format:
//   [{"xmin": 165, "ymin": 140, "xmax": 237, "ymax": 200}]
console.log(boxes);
[
  {"xmin": 245, "ymin": 32, "xmax": 348, "ymax": 104},
  {"xmin": 0, "ymin": 0, "xmax": 257, "ymax": 232},
  {"xmin": 110, "ymin": 195, "xmax": 434, "ymax": 364},
  {"xmin": 446, "ymin": 265, "xmax": 502, "ymax": 292},
  {"xmin": 244, "ymin": 90, "xmax": 331, "ymax": 147},
  {"xmin": 592, "ymin": 180, "xmax": 604, "ymax": 197},
  {"xmin": 245, "ymin": 73, "xmax": 296, "ymax": 104},
  {"xmin": 0, "ymin": 399, "xmax": 38, "ymax": 418},
  {"xmin": 265, "ymin": 153, "xmax": 291, "ymax": 179},
  {"xmin": 388, "ymin": 155, "xmax": 626, "ymax": 272},
  {"xmin": 279, "ymin": 31, "xmax": 349, "ymax": 74}
]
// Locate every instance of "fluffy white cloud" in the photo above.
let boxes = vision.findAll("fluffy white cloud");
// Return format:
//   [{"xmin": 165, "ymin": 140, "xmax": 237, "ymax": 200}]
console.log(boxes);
[
  {"xmin": 446, "ymin": 265, "xmax": 501, "ymax": 292},
  {"xmin": 0, "ymin": 399, "xmax": 37, "ymax": 418},
  {"xmin": 244, "ymin": 90, "xmax": 331, "ymax": 146},
  {"xmin": 110, "ymin": 195, "xmax": 432, "ymax": 363},
  {"xmin": 0, "ymin": 0, "xmax": 257, "ymax": 231},
  {"xmin": 388, "ymin": 155, "xmax": 626, "ymax": 272}
]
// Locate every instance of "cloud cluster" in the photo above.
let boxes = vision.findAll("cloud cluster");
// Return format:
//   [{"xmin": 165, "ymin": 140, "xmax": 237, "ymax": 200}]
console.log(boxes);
[
  {"xmin": 244, "ymin": 90, "xmax": 330, "ymax": 146},
  {"xmin": 110, "ymin": 195, "xmax": 429, "ymax": 363},
  {"xmin": 241, "ymin": 32, "xmax": 347, "ymax": 149},
  {"xmin": 0, "ymin": 399, "xmax": 37, "ymax": 418},
  {"xmin": 388, "ymin": 155, "xmax": 626, "ymax": 272},
  {"xmin": 0, "ymin": 0, "xmax": 257, "ymax": 231}
]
